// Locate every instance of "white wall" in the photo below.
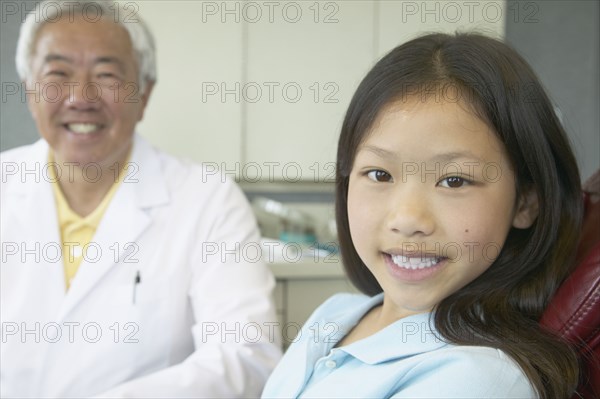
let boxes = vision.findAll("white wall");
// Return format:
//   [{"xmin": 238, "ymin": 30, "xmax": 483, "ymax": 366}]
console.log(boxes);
[{"xmin": 135, "ymin": 0, "xmax": 506, "ymax": 181}]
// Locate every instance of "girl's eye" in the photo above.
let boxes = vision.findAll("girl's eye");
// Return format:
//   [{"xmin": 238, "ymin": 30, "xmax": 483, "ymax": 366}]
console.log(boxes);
[
  {"xmin": 438, "ymin": 176, "xmax": 469, "ymax": 188},
  {"xmin": 366, "ymin": 170, "xmax": 393, "ymax": 183}
]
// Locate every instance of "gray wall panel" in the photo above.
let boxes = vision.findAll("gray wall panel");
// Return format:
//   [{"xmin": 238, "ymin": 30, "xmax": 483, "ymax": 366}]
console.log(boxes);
[
  {"xmin": 1, "ymin": 1, "xmax": 39, "ymax": 151},
  {"xmin": 506, "ymin": 0, "xmax": 600, "ymax": 181}
]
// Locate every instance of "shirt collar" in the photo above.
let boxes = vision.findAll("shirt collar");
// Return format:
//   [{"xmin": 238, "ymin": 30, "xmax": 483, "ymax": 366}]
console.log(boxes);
[
  {"xmin": 337, "ymin": 293, "xmax": 449, "ymax": 364},
  {"xmin": 48, "ymin": 150, "xmax": 130, "ymax": 229}
]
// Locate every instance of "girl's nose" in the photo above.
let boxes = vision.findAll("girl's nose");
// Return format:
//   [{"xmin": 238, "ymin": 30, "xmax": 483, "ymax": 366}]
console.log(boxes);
[{"xmin": 385, "ymin": 189, "xmax": 435, "ymax": 237}]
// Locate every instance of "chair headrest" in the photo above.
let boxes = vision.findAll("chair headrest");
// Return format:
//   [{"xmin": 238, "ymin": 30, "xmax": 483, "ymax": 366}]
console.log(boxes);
[{"xmin": 540, "ymin": 169, "xmax": 600, "ymax": 399}]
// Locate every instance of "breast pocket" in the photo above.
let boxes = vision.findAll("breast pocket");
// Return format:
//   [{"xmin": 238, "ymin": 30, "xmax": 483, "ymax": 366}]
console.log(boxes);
[
  {"xmin": 106, "ymin": 279, "xmax": 173, "ymax": 334},
  {"xmin": 91, "ymin": 279, "xmax": 174, "ymax": 374},
  {"xmin": 109, "ymin": 278, "xmax": 171, "ymax": 307}
]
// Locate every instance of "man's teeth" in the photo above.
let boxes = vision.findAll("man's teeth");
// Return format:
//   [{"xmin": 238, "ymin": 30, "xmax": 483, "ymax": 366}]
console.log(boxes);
[
  {"xmin": 391, "ymin": 254, "xmax": 442, "ymax": 270},
  {"xmin": 67, "ymin": 123, "xmax": 100, "ymax": 134}
]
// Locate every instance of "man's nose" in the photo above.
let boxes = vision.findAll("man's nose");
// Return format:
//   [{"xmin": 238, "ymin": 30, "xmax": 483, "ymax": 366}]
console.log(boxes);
[
  {"xmin": 385, "ymin": 187, "xmax": 435, "ymax": 237},
  {"xmin": 65, "ymin": 78, "xmax": 101, "ymax": 110}
]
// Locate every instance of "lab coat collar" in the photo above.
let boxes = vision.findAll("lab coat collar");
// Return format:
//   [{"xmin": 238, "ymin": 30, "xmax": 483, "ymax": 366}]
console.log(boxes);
[
  {"xmin": 4, "ymin": 139, "xmax": 66, "ymax": 292},
  {"xmin": 127, "ymin": 134, "xmax": 170, "ymax": 209},
  {"xmin": 9, "ymin": 135, "xmax": 169, "ymax": 207},
  {"xmin": 6, "ymin": 138, "xmax": 51, "ymax": 195},
  {"xmin": 59, "ymin": 134, "xmax": 170, "ymax": 320},
  {"xmin": 8, "ymin": 135, "xmax": 171, "ymax": 321}
]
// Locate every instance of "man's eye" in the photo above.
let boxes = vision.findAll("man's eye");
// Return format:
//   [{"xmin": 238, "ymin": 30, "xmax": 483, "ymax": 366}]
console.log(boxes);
[
  {"xmin": 97, "ymin": 73, "xmax": 117, "ymax": 79},
  {"xmin": 46, "ymin": 71, "xmax": 67, "ymax": 77},
  {"xmin": 438, "ymin": 176, "xmax": 469, "ymax": 188},
  {"xmin": 366, "ymin": 170, "xmax": 393, "ymax": 183}
]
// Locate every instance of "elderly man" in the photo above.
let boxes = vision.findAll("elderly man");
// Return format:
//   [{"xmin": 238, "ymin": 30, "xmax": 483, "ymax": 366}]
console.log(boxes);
[{"xmin": 0, "ymin": 1, "xmax": 281, "ymax": 397}]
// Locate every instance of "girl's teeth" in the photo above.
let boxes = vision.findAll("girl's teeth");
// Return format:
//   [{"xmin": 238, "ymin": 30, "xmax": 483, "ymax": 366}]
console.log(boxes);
[
  {"xmin": 390, "ymin": 254, "xmax": 441, "ymax": 270},
  {"xmin": 67, "ymin": 123, "xmax": 99, "ymax": 134}
]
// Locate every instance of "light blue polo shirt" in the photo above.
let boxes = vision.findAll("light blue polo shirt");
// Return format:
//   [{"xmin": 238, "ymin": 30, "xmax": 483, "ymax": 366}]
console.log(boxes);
[{"xmin": 262, "ymin": 293, "xmax": 536, "ymax": 398}]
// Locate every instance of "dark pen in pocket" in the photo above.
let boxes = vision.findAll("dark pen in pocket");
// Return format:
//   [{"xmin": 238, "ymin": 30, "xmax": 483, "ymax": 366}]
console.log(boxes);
[{"xmin": 132, "ymin": 270, "xmax": 141, "ymax": 304}]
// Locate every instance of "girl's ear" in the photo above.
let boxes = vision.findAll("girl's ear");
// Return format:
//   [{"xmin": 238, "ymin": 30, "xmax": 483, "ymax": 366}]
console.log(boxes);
[{"xmin": 512, "ymin": 189, "xmax": 539, "ymax": 229}]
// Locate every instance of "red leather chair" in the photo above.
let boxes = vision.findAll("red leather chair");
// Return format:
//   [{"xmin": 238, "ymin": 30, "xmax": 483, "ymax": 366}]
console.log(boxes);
[{"xmin": 540, "ymin": 170, "xmax": 600, "ymax": 399}]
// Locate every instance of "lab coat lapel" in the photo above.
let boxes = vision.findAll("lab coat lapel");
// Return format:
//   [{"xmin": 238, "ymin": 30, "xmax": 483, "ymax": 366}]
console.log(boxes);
[
  {"xmin": 56, "ymin": 136, "xmax": 169, "ymax": 322},
  {"xmin": 9, "ymin": 140, "xmax": 66, "ymax": 297}
]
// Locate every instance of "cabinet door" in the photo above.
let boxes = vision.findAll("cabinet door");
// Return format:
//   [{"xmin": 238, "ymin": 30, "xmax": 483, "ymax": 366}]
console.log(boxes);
[
  {"xmin": 377, "ymin": 0, "xmax": 506, "ymax": 59},
  {"xmin": 245, "ymin": 1, "xmax": 375, "ymax": 182},
  {"xmin": 136, "ymin": 2, "xmax": 244, "ymax": 167},
  {"xmin": 283, "ymin": 278, "xmax": 358, "ymax": 346}
]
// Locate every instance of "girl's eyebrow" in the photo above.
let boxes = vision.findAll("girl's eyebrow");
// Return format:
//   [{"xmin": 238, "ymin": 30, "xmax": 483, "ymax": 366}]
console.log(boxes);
[
  {"xmin": 430, "ymin": 151, "xmax": 485, "ymax": 164},
  {"xmin": 359, "ymin": 145, "xmax": 484, "ymax": 164},
  {"xmin": 359, "ymin": 145, "xmax": 398, "ymax": 160}
]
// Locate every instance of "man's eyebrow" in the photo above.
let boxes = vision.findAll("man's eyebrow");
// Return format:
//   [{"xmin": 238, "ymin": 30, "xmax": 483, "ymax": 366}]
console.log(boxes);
[
  {"xmin": 43, "ymin": 54, "xmax": 72, "ymax": 63},
  {"xmin": 95, "ymin": 56, "xmax": 126, "ymax": 71},
  {"xmin": 42, "ymin": 54, "xmax": 126, "ymax": 72}
]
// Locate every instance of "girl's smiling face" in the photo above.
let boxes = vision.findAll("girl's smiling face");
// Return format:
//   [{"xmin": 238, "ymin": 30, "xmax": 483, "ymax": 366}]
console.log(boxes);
[{"xmin": 347, "ymin": 99, "xmax": 538, "ymax": 322}]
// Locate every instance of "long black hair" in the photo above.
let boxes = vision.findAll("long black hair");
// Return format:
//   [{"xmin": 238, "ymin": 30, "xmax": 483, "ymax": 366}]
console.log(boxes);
[{"xmin": 335, "ymin": 33, "xmax": 582, "ymax": 399}]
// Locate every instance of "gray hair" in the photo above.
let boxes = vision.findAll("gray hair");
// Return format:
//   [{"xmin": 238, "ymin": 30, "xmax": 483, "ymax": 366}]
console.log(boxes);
[{"xmin": 16, "ymin": 0, "xmax": 156, "ymax": 94}]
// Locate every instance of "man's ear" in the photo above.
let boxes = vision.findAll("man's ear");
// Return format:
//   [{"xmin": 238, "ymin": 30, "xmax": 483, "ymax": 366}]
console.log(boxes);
[
  {"xmin": 138, "ymin": 80, "xmax": 155, "ymax": 121},
  {"xmin": 23, "ymin": 80, "xmax": 37, "ymax": 117},
  {"xmin": 141, "ymin": 81, "xmax": 155, "ymax": 107},
  {"xmin": 512, "ymin": 189, "xmax": 539, "ymax": 229}
]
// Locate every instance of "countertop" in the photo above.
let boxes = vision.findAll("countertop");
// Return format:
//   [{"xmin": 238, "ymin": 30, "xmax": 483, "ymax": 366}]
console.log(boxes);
[{"xmin": 267, "ymin": 256, "xmax": 347, "ymax": 279}]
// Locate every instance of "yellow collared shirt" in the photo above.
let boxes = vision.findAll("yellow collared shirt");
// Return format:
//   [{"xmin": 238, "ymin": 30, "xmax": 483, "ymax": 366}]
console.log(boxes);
[{"xmin": 48, "ymin": 154, "xmax": 129, "ymax": 289}]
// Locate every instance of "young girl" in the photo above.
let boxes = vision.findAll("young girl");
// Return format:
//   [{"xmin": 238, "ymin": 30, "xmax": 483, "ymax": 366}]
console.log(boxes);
[{"xmin": 262, "ymin": 33, "xmax": 582, "ymax": 399}]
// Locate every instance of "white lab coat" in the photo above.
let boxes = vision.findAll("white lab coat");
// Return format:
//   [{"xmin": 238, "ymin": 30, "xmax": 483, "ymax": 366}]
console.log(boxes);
[{"xmin": 0, "ymin": 136, "xmax": 282, "ymax": 398}]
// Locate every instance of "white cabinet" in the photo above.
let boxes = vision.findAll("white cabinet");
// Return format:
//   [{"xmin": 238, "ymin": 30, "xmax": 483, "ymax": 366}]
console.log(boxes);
[
  {"xmin": 269, "ymin": 259, "xmax": 359, "ymax": 348},
  {"xmin": 134, "ymin": 1, "xmax": 506, "ymax": 180},
  {"xmin": 136, "ymin": 1, "xmax": 244, "ymax": 167}
]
